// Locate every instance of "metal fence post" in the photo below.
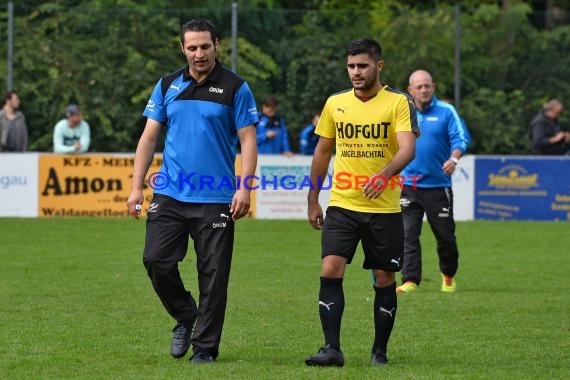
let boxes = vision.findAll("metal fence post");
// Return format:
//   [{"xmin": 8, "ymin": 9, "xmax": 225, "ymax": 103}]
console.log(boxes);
[
  {"xmin": 231, "ymin": 2, "xmax": 238, "ymax": 73},
  {"xmin": 7, "ymin": 1, "xmax": 14, "ymax": 91},
  {"xmin": 454, "ymin": 4, "xmax": 461, "ymax": 112}
]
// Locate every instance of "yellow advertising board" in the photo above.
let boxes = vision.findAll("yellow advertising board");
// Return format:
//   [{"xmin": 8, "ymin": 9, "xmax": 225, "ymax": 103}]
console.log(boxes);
[
  {"xmin": 38, "ymin": 154, "xmax": 162, "ymax": 217},
  {"xmin": 37, "ymin": 154, "xmax": 255, "ymax": 217}
]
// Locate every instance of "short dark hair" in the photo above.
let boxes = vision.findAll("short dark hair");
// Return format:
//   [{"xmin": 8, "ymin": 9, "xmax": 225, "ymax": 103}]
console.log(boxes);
[
  {"xmin": 4, "ymin": 91, "xmax": 16, "ymax": 102},
  {"xmin": 180, "ymin": 19, "xmax": 217, "ymax": 44},
  {"xmin": 346, "ymin": 38, "xmax": 383, "ymax": 61},
  {"xmin": 262, "ymin": 96, "xmax": 279, "ymax": 108}
]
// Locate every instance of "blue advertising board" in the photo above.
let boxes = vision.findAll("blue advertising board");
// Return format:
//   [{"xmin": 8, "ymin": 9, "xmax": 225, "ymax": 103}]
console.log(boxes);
[{"xmin": 475, "ymin": 157, "xmax": 570, "ymax": 220}]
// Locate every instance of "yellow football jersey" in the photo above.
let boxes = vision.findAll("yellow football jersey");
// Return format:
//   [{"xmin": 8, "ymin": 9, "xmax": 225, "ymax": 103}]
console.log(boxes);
[{"xmin": 316, "ymin": 85, "xmax": 419, "ymax": 213}]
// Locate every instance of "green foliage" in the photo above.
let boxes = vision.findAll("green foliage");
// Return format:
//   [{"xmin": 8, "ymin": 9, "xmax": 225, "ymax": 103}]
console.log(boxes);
[
  {"xmin": 13, "ymin": 1, "xmax": 181, "ymax": 152},
  {"xmin": 374, "ymin": 4, "xmax": 457, "ymax": 92},
  {"xmin": 462, "ymin": 89, "xmax": 529, "ymax": 154},
  {"xmin": 2, "ymin": 1, "xmax": 569, "ymax": 154},
  {"xmin": 461, "ymin": 3, "xmax": 535, "ymax": 93},
  {"xmin": 280, "ymin": 7, "xmax": 373, "ymax": 145},
  {"xmin": 366, "ymin": 2, "xmax": 570, "ymax": 154},
  {"xmin": 460, "ymin": 4, "xmax": 570, "ymax": 153},
  {"xmin": 520, "ymin": 24, "xmax": 570, "ymax": 127},
  {"xmin": 218, "ymin": 37, "xmax": 280, "ymax": 100},
  {"xmin": 283, "ymin": 11, "xmax": 351, "ymax": 129}
]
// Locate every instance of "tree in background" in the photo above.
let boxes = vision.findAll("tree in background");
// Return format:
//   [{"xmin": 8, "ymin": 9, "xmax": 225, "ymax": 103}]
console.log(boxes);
[
  {"xmin": 460, "ymin": 3, "xmax": 570, "ymax": 153},
  {"xmin": 367, "ymin": 1, "xmax": 569, "ymax": 154},
  {"xmin": 0, "ymin": 1, "xmax": 568, "ymax": 154},
  {"xmin": 10, "ymin": 1, "xmax": 180, "ymax": 151}
]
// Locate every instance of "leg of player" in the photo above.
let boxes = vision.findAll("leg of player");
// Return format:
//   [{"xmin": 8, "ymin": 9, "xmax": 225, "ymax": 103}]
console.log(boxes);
[
  {"xmin": 189, "ymin": 203, "xmax": 235, "ymax": 363},
  {"xmin": 305, "ymin": 255, "xmax": 346, "ymax": 367},
  {"xmin": 371, "ymin": 269, "xmax": 397, "ymax": 365},
  {"xmin": 425, "ymin": 188, "xmax": 459, "ymax": 293},
  {"xmin": 398, "ymin": 189, "xmax": 424, "ymax": 294},
  {"xmin": 142, "ymin": 195, "xmax": 198, "ymax": 359}
]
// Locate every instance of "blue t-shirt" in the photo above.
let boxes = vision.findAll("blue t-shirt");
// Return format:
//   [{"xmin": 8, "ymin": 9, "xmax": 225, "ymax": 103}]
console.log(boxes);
[
  {"xmin": 402, "ymin": 96, "xmax": 469, "ymax": 188},
  {"xmin": 256, "ymin": 114, "xmax": 291, "ymax": 154},
  {"xmin": 143, "ymin": 61, "xmax": 258, "ymax": 203},
  {"xmin": 299, "ymin": 123, "xmax": 319, "ymax": 155}
]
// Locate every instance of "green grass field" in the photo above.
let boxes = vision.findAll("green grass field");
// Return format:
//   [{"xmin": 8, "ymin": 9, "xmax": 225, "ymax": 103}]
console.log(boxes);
[{"xmin": 0, "ymin": 218, "xmax": 568, "ymax": 379}]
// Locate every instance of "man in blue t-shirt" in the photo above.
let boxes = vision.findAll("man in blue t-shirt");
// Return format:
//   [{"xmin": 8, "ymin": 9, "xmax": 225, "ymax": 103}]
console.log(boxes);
[
  {"xmin": 127, "ymin": 19, "xmax": 258, "ymax": 364},
  {"xmin": 256, "ymin": 96, "xmax": 293, "ymax": 156},
  {"xmin": 299, "ymin": 113, "xmax": 320, "ymax": 155},
  {"xmin": 397, "ymin": 69, "xmax": 469, "ymax": 295}
]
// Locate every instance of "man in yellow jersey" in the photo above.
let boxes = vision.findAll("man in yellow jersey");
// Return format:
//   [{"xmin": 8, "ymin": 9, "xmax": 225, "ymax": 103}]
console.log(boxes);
[{"xmin": 305, "ymin": 38, "xmax": 419, "ymax": 367}]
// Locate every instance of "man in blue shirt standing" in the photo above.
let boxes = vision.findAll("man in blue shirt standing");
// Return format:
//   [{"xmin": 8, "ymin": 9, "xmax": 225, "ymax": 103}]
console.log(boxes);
[
  {"xmin": 397, "ymin": 69, "xmax": 469, "ymax": 295},
  {"xmin": 256, "ymin": 96, "xmax": 293, "ymax": 156},
  {"xmin": 299, "ymin": 113, "xmax": 320, "ymax": 155},
  {"xmin": 127, "ymin": 19, "xmax": 258, "ymax": 364}
]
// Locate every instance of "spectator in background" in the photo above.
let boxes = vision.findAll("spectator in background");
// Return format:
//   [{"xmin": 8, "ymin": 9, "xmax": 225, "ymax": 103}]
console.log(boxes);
[
  {"xmin": 53, "ymin": 104, "xmax": 90, "ymax": 153},
  {"xmin": 530, "ymin": 99, "xmax": 569, "ymax": 155},
  {"xmin": 0, "ymin": 91, "xmax": 28, "ymax": 152},
  {"xmin": 257, "ymin": 96, "xmax": 293, "ymax": 156},
  {"xmin": 299, "ymin": 113, "xmax": 320, "ymax": 155}
]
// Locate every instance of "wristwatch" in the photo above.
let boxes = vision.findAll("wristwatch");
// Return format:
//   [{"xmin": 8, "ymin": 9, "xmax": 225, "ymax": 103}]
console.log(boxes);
[{"xmin": 450, "ymin": 157, "xmax": 459, "ymax": 165}]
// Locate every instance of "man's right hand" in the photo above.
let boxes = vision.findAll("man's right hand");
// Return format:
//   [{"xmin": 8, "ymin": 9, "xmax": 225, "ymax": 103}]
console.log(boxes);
[
  {"xmin": 127, "ymin": 190, "xmax": 144, "ymax": 219},
  {"xmin": 553, "ymin": 131, "xmax": 566, "ymax": 143},
  {"xmin": 308, "ymin": 200, "xmax": 324, "ymax": 230}
]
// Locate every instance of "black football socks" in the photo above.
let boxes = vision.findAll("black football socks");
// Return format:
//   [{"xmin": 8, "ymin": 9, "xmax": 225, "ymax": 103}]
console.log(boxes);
[
  {"xmin": 373, "ymin": 282, "xmax": 397, "ymax": 353},
  {"xmin": 319, "ymin": 277, "xmax": 344, "ymax": 351}
]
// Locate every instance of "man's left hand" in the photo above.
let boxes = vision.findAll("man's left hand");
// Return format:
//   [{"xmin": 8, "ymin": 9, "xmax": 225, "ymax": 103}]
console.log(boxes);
[
  {"xmin": 362, "ymin": 175, "xmax": 386, "ymax": 200},
  {"xmin": 230, "ymin": 189, "xmax": 251, "ymax": 220},
  {"xmin": 442, "ymin": 159, "xmax": 457, "ymax": 176}
]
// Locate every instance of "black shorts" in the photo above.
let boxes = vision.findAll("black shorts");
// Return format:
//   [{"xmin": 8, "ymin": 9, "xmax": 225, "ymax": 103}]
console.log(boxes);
[{"xmin": 321, "ymin": 206, "xmax": 403, "ymax": 271}]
